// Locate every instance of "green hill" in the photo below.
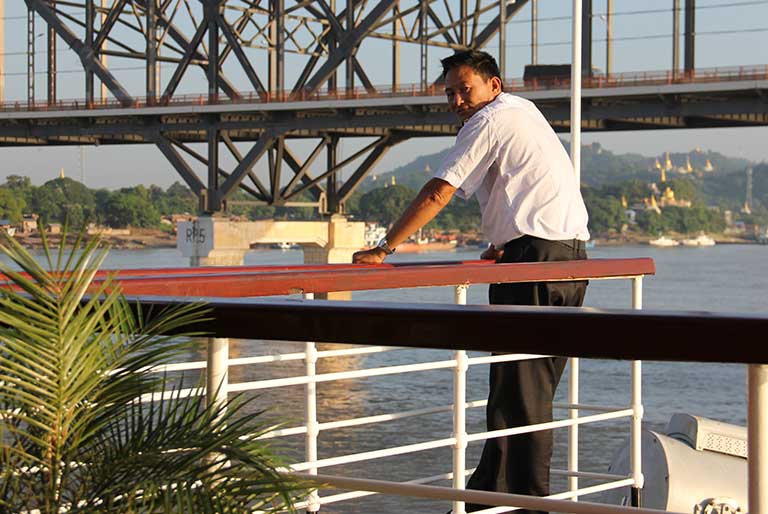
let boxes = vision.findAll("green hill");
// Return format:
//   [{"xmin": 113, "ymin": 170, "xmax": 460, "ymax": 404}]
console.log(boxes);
[{"xmin": 362, "ymin": 141, "xmax": 758, "ymax": 204}]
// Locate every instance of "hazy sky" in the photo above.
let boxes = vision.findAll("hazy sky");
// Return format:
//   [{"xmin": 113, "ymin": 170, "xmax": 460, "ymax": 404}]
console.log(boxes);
[{"xmin": 1, "ymin": 0, "xmax": 767, "ymax": 189}]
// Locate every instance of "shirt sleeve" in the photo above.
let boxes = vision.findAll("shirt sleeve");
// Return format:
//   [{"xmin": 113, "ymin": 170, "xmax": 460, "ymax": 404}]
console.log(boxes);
[{"xmin": 432, "ymin": 114, "xmax": 497, "ymax": 200}]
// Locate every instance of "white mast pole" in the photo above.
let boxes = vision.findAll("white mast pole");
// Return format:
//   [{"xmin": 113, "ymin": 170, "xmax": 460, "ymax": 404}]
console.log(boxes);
[
  {"xmin": 0, "ymin": 0, "xmax": 5, "ymax": 104},
  {"xmin": 568, "ymin": 0, "xmax": 583, "ymax": 501},
  {"xmin": 571, "ymin": 0, "xmax": 582, "ymax": 183}
]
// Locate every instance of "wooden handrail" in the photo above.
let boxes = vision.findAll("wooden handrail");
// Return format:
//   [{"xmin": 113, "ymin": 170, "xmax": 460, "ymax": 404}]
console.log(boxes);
[{"xmin": 108, "ymin": 258, "xmax": 654, "ymax": 297}]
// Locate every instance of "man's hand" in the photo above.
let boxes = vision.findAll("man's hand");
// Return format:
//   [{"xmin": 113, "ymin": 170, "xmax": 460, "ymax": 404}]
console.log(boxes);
[
  {"xmin": 480, "ymin": 244, "xmax": 503, "ymax": 261},
  {"xmin": 353, "ymin": 247, "xmax": 387, "ymax": 264}
]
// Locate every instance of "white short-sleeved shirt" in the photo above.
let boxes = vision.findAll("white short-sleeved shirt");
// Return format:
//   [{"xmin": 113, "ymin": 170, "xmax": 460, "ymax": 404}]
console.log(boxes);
[{"xmin": 433, "ymin": 92, "xmax": 590, "ymax": 247}]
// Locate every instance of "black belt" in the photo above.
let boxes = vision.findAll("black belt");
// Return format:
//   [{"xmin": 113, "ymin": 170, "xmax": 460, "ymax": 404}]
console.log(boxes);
[{"xmin": 504, "ymin": 235, "xmax": 586, "ymax": 251}]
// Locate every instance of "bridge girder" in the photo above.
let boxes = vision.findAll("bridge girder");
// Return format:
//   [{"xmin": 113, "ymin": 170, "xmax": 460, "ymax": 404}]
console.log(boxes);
[
  {"xmin": 20, "ymin": 0, "xmax": 531, "ymax": 213},
  {"xmin": 8, "ymin": 1, "xmax": 751, "ymax": 214}
]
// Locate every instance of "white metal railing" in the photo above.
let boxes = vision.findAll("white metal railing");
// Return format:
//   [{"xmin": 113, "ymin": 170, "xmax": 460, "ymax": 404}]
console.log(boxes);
[{"xmin": 150, "ymin": 272, "xmax": 647, "ymax": 514}]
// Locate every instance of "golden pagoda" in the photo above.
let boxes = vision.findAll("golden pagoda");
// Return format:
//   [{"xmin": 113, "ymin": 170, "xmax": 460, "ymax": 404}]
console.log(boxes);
[
  {"xmin": 59, "ymin": 168, "xmax": 65, "ymax": 179},
  {"xmin": 659, "ymin": 186, "xmax": 692, "ymax": 208},
  {"xmin": 664, "ymin": 152, "xmax": 673, "ymax": 171}
]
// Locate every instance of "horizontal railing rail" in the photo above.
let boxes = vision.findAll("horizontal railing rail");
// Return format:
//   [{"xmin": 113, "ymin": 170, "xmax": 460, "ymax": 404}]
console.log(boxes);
[
  {"xmin": 291, "ymin": 473, "xmax": 688, "ymax": 514},
  {"xmin": 104, "ymin": 258, "xmax": 655, "ymax": 297},
  {"xmin": 129, "ymin": 296, "xmax": 768, "ymax": 364},
  {"xmin": 1, "ymin": 258, "xmax": 655, "ymax": 298},
  {"xmin": 1, "ymin": 64, "xmax": 765, "ymax": 113}
]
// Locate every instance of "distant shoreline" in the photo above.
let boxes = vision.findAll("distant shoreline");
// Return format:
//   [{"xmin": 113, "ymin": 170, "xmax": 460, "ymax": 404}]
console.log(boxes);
[
  {"xmin": 13, "ymin": 228, "xmax": 177, "ymax": 250},
  {"xmin": 11, "ymin": 229, "xmax": 762, "ymax": 251},
  {"xmin": 592, "ymin": 233, "xmax": 758, "ymax": 246}
]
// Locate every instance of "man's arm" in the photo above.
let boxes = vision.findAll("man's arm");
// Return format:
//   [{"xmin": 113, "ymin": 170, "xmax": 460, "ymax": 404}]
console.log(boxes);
[{"xmin": 352, "ymin": 178, "xmax": 457, "ymax": 264}]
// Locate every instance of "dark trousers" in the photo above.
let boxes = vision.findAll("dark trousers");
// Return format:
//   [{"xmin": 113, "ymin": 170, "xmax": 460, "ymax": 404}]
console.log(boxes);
[{"xmin": 465, "ymin": 235, "xmax": 588, "ymax": 514}]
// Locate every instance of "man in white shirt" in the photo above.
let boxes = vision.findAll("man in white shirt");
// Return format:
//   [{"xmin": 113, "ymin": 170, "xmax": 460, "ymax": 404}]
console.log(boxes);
[{"xmin": 353, "ymin": 50, "xmax": 589, "ymax": 513}]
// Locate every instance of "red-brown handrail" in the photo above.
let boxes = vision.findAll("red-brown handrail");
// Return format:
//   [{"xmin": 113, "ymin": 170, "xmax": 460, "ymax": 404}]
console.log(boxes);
[
  {"xmin": 2, "ymin": 258, "xmax": 654, "ymax": 297},
  {"xmin": 103, "ymin": 258, "xmax": 654, "ymax": 297}
]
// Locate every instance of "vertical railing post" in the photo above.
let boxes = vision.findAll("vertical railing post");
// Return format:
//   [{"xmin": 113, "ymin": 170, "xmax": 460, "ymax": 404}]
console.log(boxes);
[
  {"xmin": 568, "ymin": 357, "xmax": 579, "ymax": 498},
  {"xmin": 748, "ymin": 364, "xmax": 768, "ymax": 514},
  {"xmin": 206, "ymin": 338, "xmax": 229, "ymax": 472},
  {"xmin": 304, "ymin": 292, "xmax": 321, "ymax": 513},
  {"xmin": 452, "ymin": 285, "xmax": 469, "ymax": 514},
  {"xmin": 206, "ymin": 338, "xmax": 229, "ymax": 414},
  {"xmin": 631, "ymin": 276, "xmax": 645, "ymax": 506}
]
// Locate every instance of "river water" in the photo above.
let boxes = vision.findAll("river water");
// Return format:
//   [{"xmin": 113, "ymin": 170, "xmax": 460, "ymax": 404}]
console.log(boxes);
[{"xmin": 11, "ymin": 244, "xmax": 768, "ymax": 512}]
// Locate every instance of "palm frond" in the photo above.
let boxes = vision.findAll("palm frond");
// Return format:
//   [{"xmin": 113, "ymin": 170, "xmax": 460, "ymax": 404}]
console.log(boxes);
[{"xmin": 0, "ymin": 226, "xmax": 308, "ymax": 513}]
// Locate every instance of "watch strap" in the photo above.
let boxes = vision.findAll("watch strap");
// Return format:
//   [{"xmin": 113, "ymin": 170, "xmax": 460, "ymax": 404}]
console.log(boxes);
[{"xmin": 377, "ymin": 237, "xmax": 396, "ymax": 255}]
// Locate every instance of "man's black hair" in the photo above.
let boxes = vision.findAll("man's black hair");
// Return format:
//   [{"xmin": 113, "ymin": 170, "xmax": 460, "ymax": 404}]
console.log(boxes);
[{"xmin": 440, "ymin": 50, "xmax": 501, "ymax": 82}]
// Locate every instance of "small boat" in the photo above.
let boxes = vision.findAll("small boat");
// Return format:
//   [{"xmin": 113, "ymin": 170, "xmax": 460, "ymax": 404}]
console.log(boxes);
[
  {"xmin": 681, "ymin": 234, "xmax": 716, "ymax": 247},
  {"xmin": 396, "ymin": 239, "xmax": 458, "ymax": 253},
  {"xmin": 649, "ymin": 235, "xmax": 679, "ymax": 247}
]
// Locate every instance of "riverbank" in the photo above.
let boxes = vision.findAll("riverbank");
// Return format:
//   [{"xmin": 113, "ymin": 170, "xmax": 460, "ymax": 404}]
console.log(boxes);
[
  {"xmin": 13, "ymin": 228, "xmax": 177, "ymax": 250},
  {"xmin": 592, "ymin": 232, "xmax": 757, "ymax": 246}
]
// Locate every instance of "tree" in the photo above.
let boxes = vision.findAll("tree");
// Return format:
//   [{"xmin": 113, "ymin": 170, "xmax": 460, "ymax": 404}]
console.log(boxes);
[
  {"xmin": 2, "ymin": 175, "xmax": 31, "ymax": 190},
  {"xmin": 101, "ymin": 186, "xmax": 161, "ymax": 228},
  {"xmin": 0, "ymin": 230, "xmax": 307, "ymax": 513},
  {"xmin": 0, "ymin": 188, "xmax": 26, "ymax": 223},
  {"xmin": 430, "ymin": 197, "xmax": 481, "ymax": 232},
  {"xmin": 161, "ymin": 181, "xmax": 198, "ymax": 215},
  {"xmin": 2, "ymin": 175, "xmax": 34, "ymax": 210},
  {"xmin": 356, "ymin": 185, "xmax": 416, "ymax": 226},
  {"xmin": 30, "ymin": 177, "xmax": 96, "ymax": 227},
  {"xmin": 636, "ymin": 210, "xmax": 668, "ymax": 234},
  {"xmin": 667, "ymin": 177, "xmax": 698, "ymax": 202},
  {"xmin": 583, "ymin": 193, "xmax": 625, "ymax": 234}
]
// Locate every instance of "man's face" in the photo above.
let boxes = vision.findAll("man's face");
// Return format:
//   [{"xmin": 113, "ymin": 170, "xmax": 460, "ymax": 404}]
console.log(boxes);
[{"xmin": 444, "ymin": 65, "xmax": 502, "ymax": 122}]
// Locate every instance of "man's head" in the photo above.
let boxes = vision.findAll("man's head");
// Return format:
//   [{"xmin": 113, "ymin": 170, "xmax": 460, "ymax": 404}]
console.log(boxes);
[{"xmin": 441, "ymin": 51, "xmax": 503, "ymax": 122}]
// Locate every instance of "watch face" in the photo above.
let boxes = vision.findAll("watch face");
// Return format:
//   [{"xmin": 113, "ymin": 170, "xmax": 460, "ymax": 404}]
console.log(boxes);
[{"xmin": 377, "ymin": 238, "xmax": 393, "ymax": 254}]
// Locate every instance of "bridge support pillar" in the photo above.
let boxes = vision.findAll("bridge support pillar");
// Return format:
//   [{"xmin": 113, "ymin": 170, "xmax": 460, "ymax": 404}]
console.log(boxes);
[
  {"xmin": 301, "ymin": 215, "xmax": 365, "ymax": 300},
  {"xmin": 177, "ymin": 216, "xmax": 249, "ymax": 266},
  {"xmin": 177, "ymin": 215, "xmax": 365, "ymax": 297}
]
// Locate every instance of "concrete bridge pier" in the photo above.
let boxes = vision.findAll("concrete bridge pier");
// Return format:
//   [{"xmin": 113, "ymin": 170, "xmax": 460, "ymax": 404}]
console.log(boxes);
[
  {"xmin": 176, "ymin": 216, "xmax": 250, "ymax": 267},
  {"xmin": 300, "ymin": 215, "xmax": 366, "ymax": 300},
  {"xmin": 177, "ymin": 216, "xmax": 366, "ymax": 298}
]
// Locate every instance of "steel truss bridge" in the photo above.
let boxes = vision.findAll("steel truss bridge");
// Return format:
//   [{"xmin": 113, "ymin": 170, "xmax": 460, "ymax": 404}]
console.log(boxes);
[{"xmin": 2, "ymin": 1, "xmax": 768, "ymax": 214}]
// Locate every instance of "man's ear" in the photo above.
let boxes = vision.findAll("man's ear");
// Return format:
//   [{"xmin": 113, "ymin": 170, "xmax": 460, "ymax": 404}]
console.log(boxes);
[{"xmin": 490, "ymin": 76, "xmax": 503, "ymax": 94}]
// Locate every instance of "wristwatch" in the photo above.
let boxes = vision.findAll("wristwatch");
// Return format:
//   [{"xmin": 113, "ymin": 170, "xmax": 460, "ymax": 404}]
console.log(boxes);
[{"xmin": 377, "ymin": 237, "xmax": 396, "ymax": 255}]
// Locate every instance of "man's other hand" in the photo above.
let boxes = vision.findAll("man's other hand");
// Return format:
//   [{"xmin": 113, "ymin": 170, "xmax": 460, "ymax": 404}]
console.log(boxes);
[
  {"xmin": 480, "ymin": 244, "xmax": 503, "ymax": 261},
  {"xmin": 352, "ymin": 247, "xmax": 387, "ymax": 264}
]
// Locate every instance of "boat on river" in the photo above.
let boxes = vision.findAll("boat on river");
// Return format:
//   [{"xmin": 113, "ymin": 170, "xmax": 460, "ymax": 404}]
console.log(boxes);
[
  {"xmin": 649, "ymin": 235, "xmax": 679, "ymax": 247},
  {"xmin": 681, "ymin": 234, "xmax": 716, "ymax": 247},
  {"xmin": 396, "ymin": 239, "xmax": 458, "ymax": 253}
]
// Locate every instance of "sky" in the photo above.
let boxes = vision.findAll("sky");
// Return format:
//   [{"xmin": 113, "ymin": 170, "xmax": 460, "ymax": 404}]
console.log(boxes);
[{"xmin": 1, "ymin": 0, "xmax": 767, "ymax": 190}]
